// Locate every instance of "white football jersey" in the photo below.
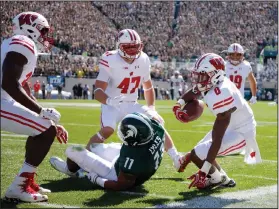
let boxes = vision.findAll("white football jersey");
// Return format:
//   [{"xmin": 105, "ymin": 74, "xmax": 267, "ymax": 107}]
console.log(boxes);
[
  {"xmin": 225, "ymin": 60, "xmax": 252, "ymax": 97},
  {"xmin": 96, "ymin": 50, "xmax": 151, "ymax": 101},
  {"xmin": 170, "ymin": 75, "xmax": 184, "ymax": 90},
  {"xmin": 1, "ymin": 35, "xmax": 38, "ymax": 100},
  {"xmin": 204, "ymin": 77, "xmax": 256, "ymax": 132}
]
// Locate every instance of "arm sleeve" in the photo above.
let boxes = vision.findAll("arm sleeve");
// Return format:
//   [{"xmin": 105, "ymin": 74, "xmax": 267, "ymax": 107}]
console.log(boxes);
[
  {"xmin": 97, "ymin": 54, "xmax": 111, "ymax": 82},
  {"xmin": 143, "ymin": 56, "xmax": 151, "ymax": 82},
  {"xmin": 8, "ymin": 39, "xmax": 35, "ymax": 61}
]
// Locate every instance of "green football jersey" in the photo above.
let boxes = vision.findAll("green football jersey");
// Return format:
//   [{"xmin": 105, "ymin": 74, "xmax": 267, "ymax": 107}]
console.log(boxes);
[{"xmin": 114, "ymin": 119, "xmax": 165, "ymax": 186}]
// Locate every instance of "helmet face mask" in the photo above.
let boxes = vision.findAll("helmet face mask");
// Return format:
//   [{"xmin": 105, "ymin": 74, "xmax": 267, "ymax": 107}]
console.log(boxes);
[
  {"xmin": 116, "ymin": 29, "xmax": 143, "ymax": 59},
  {"xmin": 117, "ymin": 113, "xmax": 154, "ymax": 146},
  {"xmin": 227, "ymin": 43, "xmax": 244, "ymax": 65},
  {"xmin": 12, "ymin": 12, "xmax": 54, "ymax": 52}
]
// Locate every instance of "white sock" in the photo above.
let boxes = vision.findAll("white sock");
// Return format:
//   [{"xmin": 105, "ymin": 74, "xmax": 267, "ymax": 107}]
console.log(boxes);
[
  {"xmin": 167, "ymin": 147, "xmax": 179, "ymax": 161},
  {"xmin": 19, "ymin": 162, "xmax": 37, "ymax": 174},
  {"xmin": 220, "ymin": 168, "xmax": 231, "ymax": 184},
  {"xmin": 209, "ymin": 169, "xmax": 221, "ymax": 183}
]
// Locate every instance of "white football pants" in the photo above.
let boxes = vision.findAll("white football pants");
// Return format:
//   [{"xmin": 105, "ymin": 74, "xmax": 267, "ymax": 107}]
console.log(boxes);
[
  {"xmin": 66, "ymin": 143, "xmax": 122, "ymax": 181},
  {"xmin": 1, "ymin": 98, "xmax": 53, "ymax": 136}
]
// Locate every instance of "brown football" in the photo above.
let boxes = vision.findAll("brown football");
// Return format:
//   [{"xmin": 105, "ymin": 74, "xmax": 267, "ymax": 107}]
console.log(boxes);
[{"xmin": 182, "ymin": 99, "xmax": 205, "ymax": 122}]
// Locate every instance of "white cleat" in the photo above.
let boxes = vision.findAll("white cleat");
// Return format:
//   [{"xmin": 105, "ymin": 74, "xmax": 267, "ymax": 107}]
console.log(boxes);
[
  {"xmin": 4, "ymin": 172, "xmax": 48, "ymax": 203},
  {"xmin": 49, "ymin": 156, "xmax": 77, "ymax": 177}
]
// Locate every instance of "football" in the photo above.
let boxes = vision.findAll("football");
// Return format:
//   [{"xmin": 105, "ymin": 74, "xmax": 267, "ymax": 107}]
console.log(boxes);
[{"xmin": 182, "ymin": 99, "xmax": 205, "ymax": 122}]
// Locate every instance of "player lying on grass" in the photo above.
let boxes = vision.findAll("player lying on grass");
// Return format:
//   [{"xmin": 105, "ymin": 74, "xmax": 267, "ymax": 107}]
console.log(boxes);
[
  {"xmin": 173, "ymin": 53, "xmax": 262, "ymax": 190},
  {"xmin": 50, "ymin": 112, "xmax": 165, "ymax": 190},
  {"xmin": 1, "ymin": 12, "xmax": 68, "ymax": 203}
]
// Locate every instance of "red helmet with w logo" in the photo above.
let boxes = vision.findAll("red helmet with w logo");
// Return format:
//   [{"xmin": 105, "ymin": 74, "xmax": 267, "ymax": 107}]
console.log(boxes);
[
  {"xmin": 191, "ymin": 53, "xmax": 225, "ymax": 93},
  {"xmin": 116, "ymin": 29, "xmax": 143, "ymax": 59},
  {"xmin": 12, "ymin": 12, "xmax": 54, "ymax": 51}
]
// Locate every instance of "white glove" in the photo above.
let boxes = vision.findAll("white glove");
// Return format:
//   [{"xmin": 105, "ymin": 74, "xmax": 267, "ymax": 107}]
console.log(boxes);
[
  {"xmin": 249, "ymin": 96, "xmax": 257, "ymax": 105},
  {"xmin": 86, "ymin": 171, "xmax": 99, "ymax": 184},
  {"xmin": 39, "ymin": 108, "xmax": 61, "ymax": 124},
  {"xmin": 143, "ymin": 105, "xmax": 165, "ymax": 125},
  {"xmin": 106, "ymin": 95, "xmax": 125, "ymax": 108}
]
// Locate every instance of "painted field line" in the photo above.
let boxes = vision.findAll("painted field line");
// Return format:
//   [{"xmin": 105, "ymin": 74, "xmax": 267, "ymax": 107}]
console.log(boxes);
[
  {"xmin": 231, "ymin": 156, "xmax": 277, "ymax": 163},
  {"xmin": 232, "ymin": 174, "xmax": 277, "ymax": 181},
  {"xmin": 121, "ymin": 191, "xmax": 176, "ymax": 200},
  {"xmin": 1, "ymin": 134, "xmax": 27, "ymax": 138},
  {"xmin": 152, "ymin": 184, "xmax": 278, "ymax": 208},
  {"xmin": 35, "ymin": 202, "xmax": 80, "ymax": 208}
]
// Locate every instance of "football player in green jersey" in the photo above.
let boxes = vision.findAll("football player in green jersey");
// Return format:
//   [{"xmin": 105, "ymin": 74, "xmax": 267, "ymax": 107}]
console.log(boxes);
[{"xmin": 50, "ymin": 112, "xmax": 165, "ymax": 190}]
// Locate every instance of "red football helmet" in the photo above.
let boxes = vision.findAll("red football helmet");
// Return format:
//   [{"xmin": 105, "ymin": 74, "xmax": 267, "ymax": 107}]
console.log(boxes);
[
  {"xmin": 116, "ymin": 29, "xmax": 143, "ymax": 59},
  {"xmin": 12, "ymin": 11, "xmax": 54, "ymax": 51},
  {"xmin": 191, "ymin": 53, "xmax": 225, "ymax": 93}
]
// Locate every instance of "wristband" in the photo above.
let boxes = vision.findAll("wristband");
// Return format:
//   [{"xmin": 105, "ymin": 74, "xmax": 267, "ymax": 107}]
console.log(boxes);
[
  {"xmin": 200, "ymin": 161, "xmax": 212, "ymax": 175},
  {"xmin": 94, "ymin": 88, "xmax": 104, "ymax": 93},
  {"xmin": 96, "ymin": 177, "xmax": 106, "ymax": 188},
  {"xmin": 143, "ymin": 86, "xmax": 153, "ymax": 91},
  {"xmin": 177, "ymin": 99, "xmax": 185, "ymax": 106}
]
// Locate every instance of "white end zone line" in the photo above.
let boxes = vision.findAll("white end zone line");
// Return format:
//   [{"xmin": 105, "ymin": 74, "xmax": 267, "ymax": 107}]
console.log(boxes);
[{"xmin": 152, "ymin": 184, "xmax": 278, "ymax": 208}]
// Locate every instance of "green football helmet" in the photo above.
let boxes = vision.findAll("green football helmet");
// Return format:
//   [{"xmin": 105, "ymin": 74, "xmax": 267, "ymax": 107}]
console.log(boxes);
[{"xmin": 117, "ymin": 112, "xmax": 154, "ymax": 146}]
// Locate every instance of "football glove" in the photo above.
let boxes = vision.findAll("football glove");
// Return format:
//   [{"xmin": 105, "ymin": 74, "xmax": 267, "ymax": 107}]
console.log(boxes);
[
  {"xmin": 106, "ymin": 95, "xmax": 125, "ymax": 109},
  {"xmin": 187, "ymin": 170, "xmax": 207, "ymax": 189},
  {"xmin": 39, "ymin": 107, "xmax": 61, "ymax": 124},
  {"xmin": 249, "ymin": 96, "xmax": 257, "ymax": 105},
  {"xmin": 56, "ymin": 125, "xmax": 68, "ymax": 144},
  {"xmin": 172, "ymin": 104, "xmax": 190, "ymax": 123}
]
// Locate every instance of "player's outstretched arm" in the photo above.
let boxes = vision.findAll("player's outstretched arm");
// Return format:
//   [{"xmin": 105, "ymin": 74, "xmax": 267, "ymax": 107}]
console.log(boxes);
[
  {"xmin": 2, "ymin": 52, "xmax": 42, "ymax": 114},
  {"xmin": 205, "ymin": 107, "xmax": 236, "ymax": 164}
]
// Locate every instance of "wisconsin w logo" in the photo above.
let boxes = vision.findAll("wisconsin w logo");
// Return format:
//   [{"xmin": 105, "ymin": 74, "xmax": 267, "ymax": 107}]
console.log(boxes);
[{"xmin": 18, "ymin": 13, "xmax": 38, "ymax": 26}]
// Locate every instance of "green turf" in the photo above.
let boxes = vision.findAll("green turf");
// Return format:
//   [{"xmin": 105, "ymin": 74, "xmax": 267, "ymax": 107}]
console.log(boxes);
[{"xmin": 1, "ymin": 100, "xmax": 277, "ymax": 208}]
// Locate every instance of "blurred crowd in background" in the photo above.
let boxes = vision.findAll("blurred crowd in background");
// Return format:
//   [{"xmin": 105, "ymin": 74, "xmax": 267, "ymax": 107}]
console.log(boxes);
[{"xmin": 1, "ymin": 1, "xmax": 278, "ymax": 100}]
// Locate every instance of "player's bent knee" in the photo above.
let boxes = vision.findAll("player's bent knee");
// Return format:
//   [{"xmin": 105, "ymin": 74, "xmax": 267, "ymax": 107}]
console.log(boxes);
[{"xmin": 66, "ymin": 145, "xmax": 87, "ymax": 164}]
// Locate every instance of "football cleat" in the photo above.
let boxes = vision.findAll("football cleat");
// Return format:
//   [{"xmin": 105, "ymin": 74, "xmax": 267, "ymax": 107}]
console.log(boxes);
[
  {"xmin": 4, "ymin": 172, "xmax": 48, "ymax": 203},
  {"xmin": 49, "ymin": 156, "xmax": 77, "ymax": 177},
  {"xmin": 29, "ymin": 173, "xmax": 51, "ymax": 193},
  {"xmin": 221, "ymin": 176, "xmax": 236, "ymax": 188},
  {"xmin": 174, "ymin": 152, "xmax": 191, "ymax": 172}
]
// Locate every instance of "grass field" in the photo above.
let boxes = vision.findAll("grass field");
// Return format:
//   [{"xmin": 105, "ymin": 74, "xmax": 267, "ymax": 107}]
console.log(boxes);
[{"xmin": 1, "ymin": 100, "xmax": 278, "ymax": 208}]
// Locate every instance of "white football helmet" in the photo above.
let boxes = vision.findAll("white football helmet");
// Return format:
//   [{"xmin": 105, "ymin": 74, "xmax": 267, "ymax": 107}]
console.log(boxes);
[
  {"xmin": 191, "ymin": 53, "xmax": 225, "ymax": 93},
  {"xmin": 227, "ymin": 43, "xmax": 244, "ymax": 65},
  {"xmin": 12, "ymin": 12, "xmax": 54, "ymax": 51},
  {"xmin": 116, "ymin": 29, "xmax": 143, "ymax": 59}
]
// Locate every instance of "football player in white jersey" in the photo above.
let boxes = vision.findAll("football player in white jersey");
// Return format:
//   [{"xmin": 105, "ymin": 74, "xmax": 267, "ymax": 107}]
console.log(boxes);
[
  {"xmin": 173, "ymin": 53, "xmax": 262, "ymax": 190},
  {"xmin": 50, "ymin": 29, "xmax": 186, "ymax": 176},
  {"xmin": 170, "ymin": 71, "xmax": 185, "ymax": 100},
  {"xmin": 225, "ymin": 43, "xmax": 257, "ymax": 104},
  {"xmin": 1, "ymin": 12, "xmax": 68, "ymax": 203}
]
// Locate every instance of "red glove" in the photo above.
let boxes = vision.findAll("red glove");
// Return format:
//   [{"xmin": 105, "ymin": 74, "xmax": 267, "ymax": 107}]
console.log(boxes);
[
  {"xmin": 187, "ymin": 170, "xmax": 207, "ymax": 189},
  {"xmin": 172, "ymin": 104, "xmax": 190, "ymax": 123},
  {"xmin": 56, "ymin": 125, "xmax": 68, "ymax": 144}
]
